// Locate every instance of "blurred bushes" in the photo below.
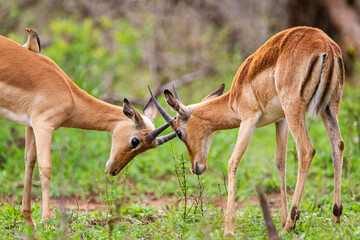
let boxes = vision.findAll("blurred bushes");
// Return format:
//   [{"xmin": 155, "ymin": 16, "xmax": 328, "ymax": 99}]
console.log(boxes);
[
  {"xmin": 46, "ymin": 19, "xmax": 110, "ymax": 96},
  {"xmin": 8, "ymin": 15, "xmax": 237, "ymax": 101}
]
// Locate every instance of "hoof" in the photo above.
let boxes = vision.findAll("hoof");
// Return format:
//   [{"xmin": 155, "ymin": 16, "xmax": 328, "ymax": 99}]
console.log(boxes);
[
  {"xmin": 280, "ymin": 222, "xmax": 286, "ymax": 229},
  {"xmin": 224, "ymin": 231, "xmax": 235, "ymax": 238},
  {"xmin": 22, "ymin": 211, "xmax": 36, "ymax": 228},
  {"xmin": 332, "ymin": 203, "xmax": 343, "ymax": 223},
  {"xmin": 26, "ymin": 218, "xmax": 36, "ymax": 228},
  {"xmin": 290, "ymin": 206, "xmax": 301, "ymax": 221},
  {"xmin": 281, "ymin": 207, "xmax": 300, "ymax": 234},
  {"xmin": 332, "ymin": 215, "xmax": 341, "ymax": 224},
  {"xmin": 280, "ymin": 224, "xmax": 294, "ymax": 235},
  {"xmin": 282, "ymin": 221, "xmax": 296, "ymax": 233},
  {"xmin": 30, "ymin": 219, "xmax": 36, "ymax": 228}
]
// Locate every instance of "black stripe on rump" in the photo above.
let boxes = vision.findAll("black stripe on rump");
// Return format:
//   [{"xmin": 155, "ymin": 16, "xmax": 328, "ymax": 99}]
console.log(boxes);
[
  {"xmin": 300, "ymin": 55, "xmax": 320, "ymax": 98},
  {"xmin": 318, "ymin": 46, "xmax": 335, "ymax": 112}
]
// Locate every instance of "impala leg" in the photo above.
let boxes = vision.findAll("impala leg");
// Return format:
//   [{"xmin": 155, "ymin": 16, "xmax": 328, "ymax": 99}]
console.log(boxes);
[
  {"xmin": 321, "ymin": 105, "xmax": 344, "ymax": 223},
  {"xmin": 21, "ymin": 126, "xmax": 37, "ymax": 227},
  {"xmin": 275, "ymin": 119, "xmax": 289, "ymax": 228},
  {"xmin": 224, "ymin": 118, "xmax": 258, "ymax": 237},
  {"xmin": 282, "ymin": 111, "xmax": 315, "ymax": 233},
  {"xmin": 33, "ymin": 126, "xmax": 53, "ymax": 224}
]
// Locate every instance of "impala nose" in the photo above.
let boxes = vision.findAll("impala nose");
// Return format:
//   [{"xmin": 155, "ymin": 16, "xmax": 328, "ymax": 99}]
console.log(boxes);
[
  {"xmin": 106, "ymin": 161, "xmax": 118, "ymax": 176},
  {"xmin": 194, "ymin": 161, "xmax": 206, "ymax": 175},
  {"xmin": 112, "ymin": 169, "xmax": 118, "ymax": 176}
]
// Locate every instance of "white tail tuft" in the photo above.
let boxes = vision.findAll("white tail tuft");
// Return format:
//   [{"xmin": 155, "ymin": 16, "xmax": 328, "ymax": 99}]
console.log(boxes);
[{"xmin": 307, "ymin": 53, "xmax": 331, "ymax": 119}]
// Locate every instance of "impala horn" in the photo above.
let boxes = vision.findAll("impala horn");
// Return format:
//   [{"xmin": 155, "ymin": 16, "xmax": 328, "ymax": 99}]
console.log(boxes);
[
  {"xmin": 146, "ymin": 122, "xmax": 176, "ymax": 144},
  {"xmin": 148, "ymin": 86, "xmax": 176, "ymax": 126},
  {"xmin": 172, "ymin": 84, "xmax": 181, "ymax": 101},
  {"xmin": 146, "ymin": 86, "xmax": 177, "ymax": 145},
  {"xmin": 156, "ymin": 132, "xmax": 177, "ymax": 145}
]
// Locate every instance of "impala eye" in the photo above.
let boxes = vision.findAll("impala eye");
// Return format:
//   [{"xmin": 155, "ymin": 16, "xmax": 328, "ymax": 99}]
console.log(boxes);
[
  {"xmin": 176, "ymin": 130, "xmax": 182, "ymax": 139},
  {"xmin": 131, "ymin": 138, "xmax": 140, "ymax": 148}
]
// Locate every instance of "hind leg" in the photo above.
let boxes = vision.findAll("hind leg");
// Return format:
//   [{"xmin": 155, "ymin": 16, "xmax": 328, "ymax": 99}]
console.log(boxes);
[
  {"xmin": 321, "ymin": 104, "xmax": 344, "ymax": 223},
  {"xmin": 280, "ymin": 101, "xmax": 316, "ymax": 233},
  {"xmin": 21, "ymin": 126, "xmax": 37, "ymax": 227}
]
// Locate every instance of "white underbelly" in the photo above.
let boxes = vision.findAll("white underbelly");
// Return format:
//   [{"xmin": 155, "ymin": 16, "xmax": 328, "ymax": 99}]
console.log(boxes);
[
  {"xmin": 257, "ymin": 96, "xmax": 285, "ymax": 128},
  {"xmin": 0, "ymin": 107, "xmax": 31, "ymax": 126}
]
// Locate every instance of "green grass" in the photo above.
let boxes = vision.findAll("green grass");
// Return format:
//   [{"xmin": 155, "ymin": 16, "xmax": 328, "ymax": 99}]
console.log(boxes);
[
  {"xmin": 1, "ymin": 16, "xmax": 360, "ymax": 239},
  {"xmin": 1, "ymin": 193, "xmax": 359, "ymax": 239},
  {"xmin": 1, "ymin": 84, "xmax": 359, "ymax": 239}
]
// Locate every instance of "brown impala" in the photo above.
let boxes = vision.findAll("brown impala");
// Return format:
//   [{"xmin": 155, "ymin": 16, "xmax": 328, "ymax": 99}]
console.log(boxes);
[
  {"xmin": 0, "ymin": 35, "xmax": 176, "ymax": 227},
  {"xmin": 150, "ymin": 27, "xmax": 345, "ymax": 236}
]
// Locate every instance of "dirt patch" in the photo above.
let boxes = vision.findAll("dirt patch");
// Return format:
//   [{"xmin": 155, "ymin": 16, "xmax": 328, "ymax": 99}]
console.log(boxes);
[
  {"xmin": 211, "ymin": 193, "xmax": 282, "ymax": 210},
  {"xmin": 28, "ymin": 195, "xmax": 109, "ymax": 213},
  {"xmin": 3, "ymin": 192, "xmax": 284, "ymax": 213}
]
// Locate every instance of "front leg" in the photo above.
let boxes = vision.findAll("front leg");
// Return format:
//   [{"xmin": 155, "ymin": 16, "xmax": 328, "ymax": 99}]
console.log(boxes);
[
  {"xmin": 274, "ymin": 119, "xmax": 289, "ymax": 228},
  {"xmin": 33, "ymin": 125, "xmax": 53, "ymax": 224},
  {"xmin": 224, "ymin": 117, "xmax": 259, "ymax": 237}
]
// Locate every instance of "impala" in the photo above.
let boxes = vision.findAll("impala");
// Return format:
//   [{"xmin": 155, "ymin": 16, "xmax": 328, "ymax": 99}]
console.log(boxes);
[
  {"xmin": 150, "ymin": 26, "xmax": 345, "ymax": 236},
  {"xmin": 0, "ymin": 35, "xmax": 176, "ymax": 227}
]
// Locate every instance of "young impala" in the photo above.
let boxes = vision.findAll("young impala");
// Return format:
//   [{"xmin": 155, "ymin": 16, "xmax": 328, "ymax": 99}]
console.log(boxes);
[
  {"xmin": 0, "ymin": 35, "xmax": 176, "ymax": 227},
  {"xmin": 150, "ymin": 27, "xmax": 344, "ymax": 236}
]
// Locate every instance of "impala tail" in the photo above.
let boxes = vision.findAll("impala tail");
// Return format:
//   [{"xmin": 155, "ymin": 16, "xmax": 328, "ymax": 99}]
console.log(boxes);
[{"xmin": 306, "ymin": 51, "xmax": 344, "ymax": 118}]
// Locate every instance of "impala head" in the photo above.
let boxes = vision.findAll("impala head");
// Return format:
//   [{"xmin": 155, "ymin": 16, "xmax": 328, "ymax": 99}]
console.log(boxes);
[
  {"xmin": 149, "ymin": 84, "xmax": 225, "ymax": 175},
  {"xmin": 106, "ymin": 98, "xmax": 176, "ymax": 176}
]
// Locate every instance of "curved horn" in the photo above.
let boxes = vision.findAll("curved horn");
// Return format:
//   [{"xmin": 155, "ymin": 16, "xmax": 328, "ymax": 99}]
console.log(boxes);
[
  {"xmin": 145, "ymin": 122, "xmax": 170, "ymax": 143},
  {"xmin": 156, "ymin": 132, "xmax": 177, "ymax": 145},
  {"xmin": 172, "ymin": 84, "xmax": 181, "ymax": 101},
  {"xmin": 148, "ymin": 86, "xmax": 176, "ymax": 125}
]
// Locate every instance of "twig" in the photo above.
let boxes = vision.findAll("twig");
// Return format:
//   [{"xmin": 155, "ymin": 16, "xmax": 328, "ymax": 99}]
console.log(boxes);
[
  {"xmin": 217, "ymin": 162, "xmax": 228, "ymax": 195},
  {"xmin": 12, "ymin": 211, "xmax": 20, "ymax": 230},
  {"xmin": 217, "ymin": 184, "xmax": 224, "ymax": 216},
  {"xmin": 256, "ymin": 185, "xmax": 281, "ymax": 240},
  {"xmin": 75, "ymin": 197, "xmax": 79, "ymax": 224},
  {"xmin": 156, "ymin": 69, "xmax": 206, "ymax": 95},
  {"xmin": 101, "ymin": 94, "xmax": 145, "ymax": 106}
]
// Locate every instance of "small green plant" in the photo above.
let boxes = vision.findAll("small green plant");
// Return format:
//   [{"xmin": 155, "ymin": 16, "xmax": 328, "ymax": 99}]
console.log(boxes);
[
  {"xmin": 192, "ymin": 174, "xmax": 206, "ymax": 218},
  {"xmin": 173, "ymin": 153, "xmax": 189, "ymax": 222}
]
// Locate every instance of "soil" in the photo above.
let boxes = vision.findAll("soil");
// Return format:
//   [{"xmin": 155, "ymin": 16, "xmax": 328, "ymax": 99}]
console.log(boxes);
[{"xmin": 3, "ymin": 192, "xmax": 283, "ymax": 213}]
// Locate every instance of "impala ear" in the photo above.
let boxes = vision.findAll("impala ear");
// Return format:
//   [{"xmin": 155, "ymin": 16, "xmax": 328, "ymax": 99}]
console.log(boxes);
[
  {"xmin": 164, "ymin": 90, "xmax": 190, "ymax": 118},
  {"xmin": 143, "ymin": 97, "xmax": 159, "ymax": 124},
  {"xmin": 201, "ymin": 83, "xmax": 225, "ymax": 102},
  {"xmin": 123, "ymin": 98, "xmax": 144, "ymax": 127}
]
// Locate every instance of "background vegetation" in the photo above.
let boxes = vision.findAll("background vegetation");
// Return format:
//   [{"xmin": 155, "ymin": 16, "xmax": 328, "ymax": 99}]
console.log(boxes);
[{"xmin": 0, "ymin": 0, "xmax": 359, "ymax": 239}]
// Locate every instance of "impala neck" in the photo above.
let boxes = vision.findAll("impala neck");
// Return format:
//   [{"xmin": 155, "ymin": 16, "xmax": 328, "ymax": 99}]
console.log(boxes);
[
  {"xmin": 191, "ymin": 92, "xmax": 240, "ymax": 132},
  {"xmin": 63, "ymin": 86, "xmax": 127, "ymax": 132}
]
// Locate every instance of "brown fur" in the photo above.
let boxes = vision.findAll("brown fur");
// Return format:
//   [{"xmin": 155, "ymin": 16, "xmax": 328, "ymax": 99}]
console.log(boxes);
[
  {"xmin": 0, "ymin": 35, "xmax": 161, "ymax": 226},
  {"xmin": 301, "ymin": 55, "xmax": 320, "ymax": 97},
  {"xmin": 160, "ymin": 27, "xmax": 345, "ymax": 237}
]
